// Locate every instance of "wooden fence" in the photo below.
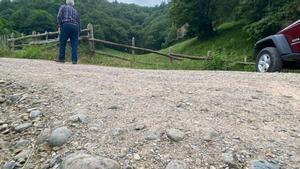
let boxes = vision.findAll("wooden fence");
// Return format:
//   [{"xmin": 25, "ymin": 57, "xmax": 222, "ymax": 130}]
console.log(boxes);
[
  {"xmin": 0, "ymin": 35, "xmax": 9, "ymax": 48},
  {"xmin": 6, "ymin": 23, "xmax": 254, "ymax": 65}
]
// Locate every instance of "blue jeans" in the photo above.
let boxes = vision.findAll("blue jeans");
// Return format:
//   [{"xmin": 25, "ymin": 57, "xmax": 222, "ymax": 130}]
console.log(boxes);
[{"xmin": 59, "ymin": 23, "xmax": 79, "ymax": 63}]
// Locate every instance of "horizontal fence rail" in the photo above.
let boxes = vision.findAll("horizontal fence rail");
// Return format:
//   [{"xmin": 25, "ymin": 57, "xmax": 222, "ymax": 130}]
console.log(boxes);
[{"xmin": 4, "ymin": 23, "xmax": 255, "ymax": 66}]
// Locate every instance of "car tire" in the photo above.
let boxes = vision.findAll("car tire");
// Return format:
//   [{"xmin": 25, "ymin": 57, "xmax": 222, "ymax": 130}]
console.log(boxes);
[{"xmin": 255, "ymin": 47, "xmax": 283, "ymax": 72}]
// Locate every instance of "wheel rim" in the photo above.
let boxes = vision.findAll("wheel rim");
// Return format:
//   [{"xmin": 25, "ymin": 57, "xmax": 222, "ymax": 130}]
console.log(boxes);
[{"xmin": 258, "ymin": 54, "xmax": 271, "ymax": 72}]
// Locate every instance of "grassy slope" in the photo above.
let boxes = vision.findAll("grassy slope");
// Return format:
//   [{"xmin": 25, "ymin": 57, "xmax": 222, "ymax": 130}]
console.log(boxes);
[{"xmin": 1, "ymin": 22, "xmax": 256, "ymax": 71}]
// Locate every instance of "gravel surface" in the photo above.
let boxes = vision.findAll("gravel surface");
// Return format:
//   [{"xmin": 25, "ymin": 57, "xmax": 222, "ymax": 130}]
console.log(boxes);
[{"xmin": 0, "ymin": 58, "xmax": 299, "ymax": 169}]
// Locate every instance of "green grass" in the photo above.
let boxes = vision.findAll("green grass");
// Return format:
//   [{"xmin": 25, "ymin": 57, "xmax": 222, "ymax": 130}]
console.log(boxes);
[{"xmin": 0, "ymin": 21, "xmax": 256, "ymax": 71}]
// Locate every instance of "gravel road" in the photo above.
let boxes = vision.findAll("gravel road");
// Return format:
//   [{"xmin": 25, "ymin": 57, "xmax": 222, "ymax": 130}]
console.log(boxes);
[{"xmin": 0, "ymin": 58, "xmax": 299, "ymax": 169}]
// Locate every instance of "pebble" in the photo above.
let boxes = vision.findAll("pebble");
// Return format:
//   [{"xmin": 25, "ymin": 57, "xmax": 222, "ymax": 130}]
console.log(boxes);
[
  {"xmin": 69, "ymin": 114, "xmax": 89, "ymax": 123},
  {"xmin": 145, "ymin": 130, "xmax": 161, "ymax": 141},
  {"xmin": 203, "ymin": 129, "xmax": 219, "ymax": 142},
  {"xmin": 0, "ymin": 124, "xmax": 8, "ymax": 131},
  {"xmin": 29, "ymin": 110, "xmax": 42, "ymax": 119},
  {"xmin": 48, "ymin": 127, "xmax": 72, "ymax": 147},
  {"xmin": 166, "ymin": 129, "xmax": 185, "ymax": 142},
  {"xmin": 2, "ymin": 161, "xmax": 16, "ymax": 169},
  {"xmin": 15, "ymin": 139, "xmax": 30, "ymax": 148},
  {"xmin": 134, "ymin": 124, "xmax": 146, "ymax": 131},
  {"xmin": 133, "ymin": 153, "xmax": 141, "ymax": 160},
  {"xmin": 49, "ymin": 155, "xmax": 61, "ymax": 168},
  {"xmin": 14, "ymin": 123, "xmax": 32, "ymax": 132},
  {"xmin": 60, "ymin": 152, "xmax": 121, "ymax": 169},
  {"xmin": 37, "ymin": 128, "xmax": 51, "ymax": 144},
  {"xmin": 222, "ymin": 151, "xmax": 239, "ymax": 168},
  {"xmin": 0, "ymin": 96, "xmax": 6, "ymax": 103},
  {"xmin": 166, "ymin": 160, "xmax": 188, "ymax": 169},
  {"xmin": 14, "ymin": 149, "xmax": 31, "ymax": 162},
  {"xmin": 249, "ymin": 160, "xmax": 279, "ymax": 169}
]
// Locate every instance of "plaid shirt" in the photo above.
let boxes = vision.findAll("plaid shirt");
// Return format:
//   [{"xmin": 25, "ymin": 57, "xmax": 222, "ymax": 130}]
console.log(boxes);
[{"xmin": 57, "ymin": 5, "xmax": 80, "ymax": 27}]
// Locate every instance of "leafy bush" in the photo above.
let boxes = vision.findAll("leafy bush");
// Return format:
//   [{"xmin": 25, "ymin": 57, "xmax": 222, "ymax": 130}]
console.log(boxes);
[{"xmin": 15, "ymin": 47, "xmax": 42, "ymax": 59}]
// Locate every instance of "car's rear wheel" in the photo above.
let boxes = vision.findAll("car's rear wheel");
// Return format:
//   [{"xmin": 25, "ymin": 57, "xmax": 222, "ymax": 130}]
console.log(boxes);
[{"xmin": 256, "ymin": 47, "xmax": 282, "ymax": 72}]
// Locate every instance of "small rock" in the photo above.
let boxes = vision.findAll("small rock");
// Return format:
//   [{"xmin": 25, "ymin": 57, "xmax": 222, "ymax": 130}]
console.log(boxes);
[
  {"xmin": 2, "ymin": 161, "xmax": 16, "ymax": 169},
  {"xmin": 133, "ymin": 153, "xmax": 141, "ymax": 161},
  {"xmin": 134, "ymin": 124, "xmax": 146, "ymax": 131},
  {"xmin": 222, "ymin": 152, "xmax": 239, "ymax": 168},
  {"xmin": 166, "ymin": 129, "xmax": 185, "ymax": 142},
  {"xmin": 166, "ymin": 160, "xmax": 188, "ymax": 169},
  {"xmin": 108, "ymin": 106, "xmax": 119, "ymax": 110},
  {"xmin": 49, "ymin": 155, "xmax": 61, "ymax": 168},
  {"xmin": 203, "ymin": 129, "xmax": 219, "ymax": 142},
  {"xmin": 8, "ymin": 95, "xmax": 20, "ymax": 103},
  {"xmin": 14, "ymin": 149, "xmax": 31, "ymax": 162},
  {"xmin": 29, "ymin": 110, "xmax": 42, "ymax": 119},
  {"xmin": 15, "ymin": 139, "xmax": 30, "ymax": 148},
  {"xmin": 37, "ymin": 128, "xmax": 51, "ymax": 144},
  {"xmin": 249, "ymin": 160, "xmax": 279, "ymax": 169},
  {"xmin": 60, "ymin": 152, "xmax": 121, "ymax": 169},
  {"xmin": 14, "ymin": 123, "xmax": 32, "ymax": 132},
  {"xmin": 48, "ymin": 127, "xmax": 72, "ymax": 147},
  {"xmin": 0, "ymin": 96, "xmax": 6, "ymax": 103},
  {"xmin": 145, "ymin": 130, "xmax": 161, "ymax": 141},
  {"xmin": 69, "ymin": 114, "xmax": 89, "ymax": 123},
  {"xmin": 0, "ymin": 124, "xmax": 8, "ymax": 131}
]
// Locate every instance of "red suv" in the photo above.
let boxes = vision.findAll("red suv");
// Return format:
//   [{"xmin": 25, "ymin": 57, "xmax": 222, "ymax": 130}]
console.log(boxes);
[{"xmin": 254, "ymin": 19, "xmax": 300, "ymax": 72}]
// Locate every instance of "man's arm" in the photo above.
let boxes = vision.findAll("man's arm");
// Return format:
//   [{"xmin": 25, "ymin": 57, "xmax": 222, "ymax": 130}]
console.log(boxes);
[{"xmin": 57, "ymin": 6, "xmax": 64, "ymax": 28}]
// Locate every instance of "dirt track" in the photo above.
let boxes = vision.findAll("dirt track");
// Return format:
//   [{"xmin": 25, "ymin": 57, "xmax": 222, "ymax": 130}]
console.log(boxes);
[{"xmin": 0, "ymin": 58, "xmax": 299, "ymax": 168}]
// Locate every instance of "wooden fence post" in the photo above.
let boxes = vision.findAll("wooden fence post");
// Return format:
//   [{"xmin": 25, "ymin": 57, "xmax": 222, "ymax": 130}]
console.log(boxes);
[
  {"xmin": 87, "ymin": 23, "xmax": 95, "ymax": 54},
  {"xmin": 45, "ymin": 31, "xmax": 48, "ymax": 41},
  {"xmin": 168, "ymin": 47, "xmax": 173, "ymax": 63},
  {"xmin": 132, "ymin": 37, "xmax": 135, "ymax": 55},
  {"xmin": 10, "ymin": 33, "xmax": 15, "ymax": 51},
  {"xmin": 207, "ymin": 51, "xmax": 212, "ymax": 59}
]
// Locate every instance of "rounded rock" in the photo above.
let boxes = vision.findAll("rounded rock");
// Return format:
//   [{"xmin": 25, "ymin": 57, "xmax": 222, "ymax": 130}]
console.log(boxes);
[
  {"xmin": 249, "ymin": 160, "xmax": 279, "ymax": 169},
  {"xmin": 166, "ymin": 160, "xmax": 188, "ymax": 169},
  {"xmin": 69, "ymin": 114, "xmax": 89, "ymax": 123},
  {"xmin": 166, "ymin": 129, "xmax": 185, "ymax": 142},
  {"xmin": 48, "ymin": 127, "xmax": 72, "ymax": 147},
  {"xmin": 30, "ymin": 110, "xmax": 42, "ymax": 119},
  {"xmin": 60, "ymin": 152, "xmax": 121, "ymax": 169},
  {"xmin": 14, "ymin": 123, "xmax": 32, "ymax": 132}
]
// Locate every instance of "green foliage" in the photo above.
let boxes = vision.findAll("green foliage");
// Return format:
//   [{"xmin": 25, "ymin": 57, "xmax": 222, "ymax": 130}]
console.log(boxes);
[
  {"xmin": 169, "ymin": 0, "xmax": 214, "ymax": 38},
  {"xmin": 238, "ymin": 0, "xmax": 300, "ymax": 40},
  {"xmin": 15, "ymin": 46, "xmax": 42, "ymax": 59},
  {"xmin": 0, "ymin": 18, "xmax": 12, "ymax": 35}
]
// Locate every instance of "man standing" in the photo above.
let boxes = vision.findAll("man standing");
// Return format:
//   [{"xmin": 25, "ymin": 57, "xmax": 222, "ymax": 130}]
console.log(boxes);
[{"xmin": 56, "ymin": 0, "xmax": 80, "ymax": 64}]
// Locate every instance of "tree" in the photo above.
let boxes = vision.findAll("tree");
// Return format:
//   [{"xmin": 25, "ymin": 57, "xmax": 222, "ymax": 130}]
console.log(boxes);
[{"xmin": 169, "ymin": 0, "xmax": 215, "ymax": 38}]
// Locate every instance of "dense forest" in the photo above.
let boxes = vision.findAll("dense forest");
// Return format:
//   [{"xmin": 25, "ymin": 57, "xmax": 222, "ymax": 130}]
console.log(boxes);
[{"xmin": 0, "ymin": 0, "xmax": 299, "ymax": 50}]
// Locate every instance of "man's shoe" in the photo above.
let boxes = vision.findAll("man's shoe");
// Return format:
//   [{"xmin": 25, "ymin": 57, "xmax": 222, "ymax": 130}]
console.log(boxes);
[{"xmin": 55, "ymin": 59, "xmax": 65, "ymax": 63}]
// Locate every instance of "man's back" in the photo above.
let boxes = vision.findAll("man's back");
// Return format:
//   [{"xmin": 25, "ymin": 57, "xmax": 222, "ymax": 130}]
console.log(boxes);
[{"xmin": 57, "ymin": 5, "xmax": 80, "ymax": 26}]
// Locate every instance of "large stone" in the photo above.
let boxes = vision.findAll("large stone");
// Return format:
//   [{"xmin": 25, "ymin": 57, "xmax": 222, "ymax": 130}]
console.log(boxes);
[
  {"xmin": 166, "ymin": 160, "xmax": 188, "ymax": 169},
  {"xmin": 249, "ymin": 160, "xmax": 279, "ymax": 169},
  {"xmin": 60, "ymin": 153, "xmax": 121, "ymax": 169},
  {"xmin": 48, "ymin": 127, "xmax": 71, "ymax": 147},
  {"xmin": 14, "ymin": 123, "xmax": 32, "ymax": 132},
  {"xmin": 69, "ymin": 114, "xmax": 89, "ymax": 123},
  {"xmin": 166, "ymin": 129, "xmax": 185, "ymax": 142}
]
